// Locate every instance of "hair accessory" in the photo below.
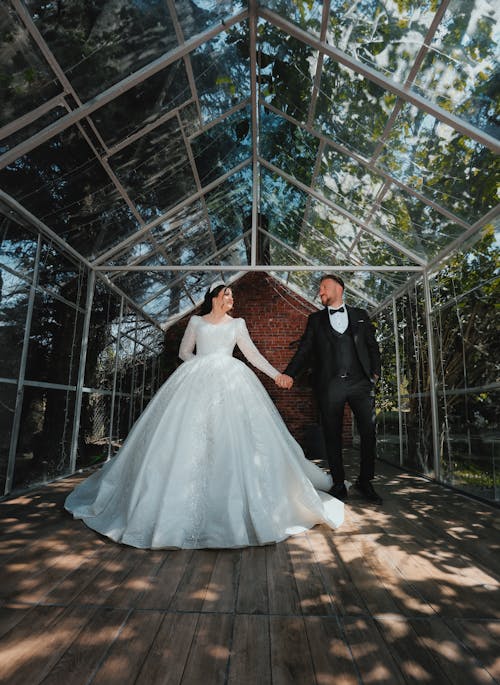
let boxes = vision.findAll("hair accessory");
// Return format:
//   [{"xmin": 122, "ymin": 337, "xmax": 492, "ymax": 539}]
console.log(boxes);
[{"xmin": 209, "ymin": 279, "xmax": 226, "ymax": 293}]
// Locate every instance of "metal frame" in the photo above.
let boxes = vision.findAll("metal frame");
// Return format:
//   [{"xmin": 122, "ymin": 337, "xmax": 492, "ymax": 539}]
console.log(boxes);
[{"xmin": 1, "ymin": 0, "xmax": 498, "ymax": 495}]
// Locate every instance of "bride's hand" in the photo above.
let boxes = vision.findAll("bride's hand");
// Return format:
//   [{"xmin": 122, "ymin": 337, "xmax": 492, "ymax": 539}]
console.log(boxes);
[{"xmin": 275, "ymin": 374, "xmax": 293, "ymax": 389}]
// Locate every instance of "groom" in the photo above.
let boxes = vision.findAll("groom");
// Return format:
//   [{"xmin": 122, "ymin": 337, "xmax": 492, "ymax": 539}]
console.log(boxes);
[{"xmin": 279, "ymin": 274, "xmax": 382, "ymax": 504}]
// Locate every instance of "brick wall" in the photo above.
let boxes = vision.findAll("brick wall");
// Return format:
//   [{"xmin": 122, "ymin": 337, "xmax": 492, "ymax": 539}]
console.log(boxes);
[{"xmin": 163, "ymin": 271, "xmax": 352, "ymax": 452}]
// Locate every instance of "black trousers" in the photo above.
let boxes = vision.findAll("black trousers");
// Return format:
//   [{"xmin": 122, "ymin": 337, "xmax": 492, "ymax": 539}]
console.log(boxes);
[{"xmin": 318, "ymin": 376, "xmax": 376, "ymax": 485}]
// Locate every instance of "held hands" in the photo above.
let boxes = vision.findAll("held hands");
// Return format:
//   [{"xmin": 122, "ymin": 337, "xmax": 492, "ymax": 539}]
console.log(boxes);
[{"xmin": 275, "ymin": 373, "xmax": 294, "ymax": 389}]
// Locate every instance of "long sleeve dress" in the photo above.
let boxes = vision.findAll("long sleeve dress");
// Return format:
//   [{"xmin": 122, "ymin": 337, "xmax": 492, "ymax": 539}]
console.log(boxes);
[{"xmin": 65, "ymin": 316, "xmax": 344, "ymax": 548}]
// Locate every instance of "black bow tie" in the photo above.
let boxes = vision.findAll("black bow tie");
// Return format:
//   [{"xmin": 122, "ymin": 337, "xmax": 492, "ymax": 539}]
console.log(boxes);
[{"xmin": 329, "ymin": 307, "xmax": 345, "ymax": 315}]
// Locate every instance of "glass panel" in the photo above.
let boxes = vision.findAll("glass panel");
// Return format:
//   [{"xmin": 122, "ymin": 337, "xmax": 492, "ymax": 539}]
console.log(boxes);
[
  {"xmin": 110, "ymin": 117, "xmax": 197, "ymax": 220},
  {"xmin": 431, "ymin": 229, "xmax": 499, "ymax": 501},
  {"xmin": 0, "ymin": 4, "xmax": 60, "ymax": 129},
  {"xmin": 0, "ymin": 222, "xmax": 37, "ymax": 277},
  {"xmin": 316, "ymin": 146, "xmax": 385, "ymax": 220},
  {"xmin": 397, "ymin": 283, "xmax": 433, "ymax": 474},
  {"xmin": 190, "ymin": 22, "xmax": 251, "ymax": 123},
  {"xmin": 0, "ymin": 383, "xmax": 16, "ymax": 493},
  {"xmin": 431, "ymin": 229, "xmax": 499, "ymax": 390},
  {"xmin": 0, "ymin": 126, "xmax": 140, "ymax": 260},
  {"xmin": 374, "ymin": 186, "xmax": 467, "ymax": 261},
  {"xmin": 191, "ymin": 107, "xmax": 252, "ymax": 186},
  {"xmin": 260, "ymin": 168, "xmax": 308, "ymax": 248},
  {"xmin": 85, "ymin": 283, "xmax": 122, "ymax": 391},
  {"xmin": 260, "ymin": 111, "xmax": 319, "ymax": 186},
  {"xmin": 24, "ymin": 0, "xmax": 179, "ymax": 100},
  {"xmin": 315, "ymin": 56, "xmax": 396, "ymax": 157},
  {"xmin": 413, "ymin": 0, "xmax": 499, "ymax": 137},
  {"xmin": 261, "ymin": 0, "xmax": 437, "ymax": 84},
  {"xmin": 38, "ymin": 241, "xmax": 87, "ymax": 303},
  {"xmin": 259, "ymin": 25, "xmax": 317, "ymax": 123},
  {"xmin": 376, "ymin": 307, "xmax": 400, "ymax": 464},
  {"xmin": 113, "ymin": 269, "xmax": 175, "ymax": 307},
  {"xmin": 326, "ymin": 0, "xmax": 437, "ymax": 82},
  {"xmin": 438, "ymin": 389, "xmax": 500, "ymax": 503},
  {"xmin": 0, "ymin": 268, "xmax": 30, "ymax": 379},
  {"xmin": 379, "ymin": 104, "xmax": 499, "ymax": 223},
  {"xmin": 1, "ymin": 106, "xmax": 67, "ymax": 155},
  {"xmin": 205, "ymin": 168, "xmax": 253, "ymax": 249},
  {"xmin": 14, "ymin": 386, "xmax": 76, "ymax": 490},
  {"xmin": 26, "ymin": 291, "xmax": 83, "ymax": 387},
  {"xmin": 176, "ymin": 0, "xmax": 245, "ymax": 40},
  {"xmin": 91, "ymin": 60, "xmax": 191, "ymax": 147},
  {"xmin": 142, "ymin": 287, "xmax": 192, "ymax": 321}
]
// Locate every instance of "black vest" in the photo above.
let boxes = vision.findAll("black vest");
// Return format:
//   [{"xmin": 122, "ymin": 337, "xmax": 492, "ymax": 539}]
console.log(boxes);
[{"xmin": 330, "ymin": 322, "xmax": 365, "ymax": 378}]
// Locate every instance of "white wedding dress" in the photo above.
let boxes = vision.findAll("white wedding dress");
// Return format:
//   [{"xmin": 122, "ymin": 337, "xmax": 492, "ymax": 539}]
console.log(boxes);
[{"xmin": 65, "ymin": 316, "xmax": 344, "ymax": 549}]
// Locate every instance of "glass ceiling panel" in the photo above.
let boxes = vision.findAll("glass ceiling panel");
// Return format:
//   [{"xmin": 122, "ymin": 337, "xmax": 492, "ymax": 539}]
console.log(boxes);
[
  {"xmin": 190, "ymin": 22, "xmax": 251, "ymax": 123},
  {"xmin": 260, "ymin": 110, "xmax": 318, "ymax": 186},
  {"xmin": 315, "ymin": 56, "xmax": 396, "ymax": 157},
  {"xmin": 176, "ymin": 1, "xmax": 246, "ymax": 41},
  {"xmin": 316, "ymin": 145, "xmax": 385, "ymax": 220},
  {"xmin": 0, "ymin": 125, "xmax": 140, "ymax": 260},
  {"xmin": 379, "ymin": 104, "xmax": 499, "ymax": 223},
  {"xmin": 261, "ymin": 0, "xmax": 437, "ymax": 84},
  {"xmin": 1, "ymin": 106, "xmax": 67, "ymax": 155},
  {"xmin": 108, "ymin": 240, "xmax": 158, "ymax": 268},
  {"xmin": 205, "ymin": 168, "xmax": 253, "ymax": 250},
  {"xmin": 305, "ymin": 199, "xmax": 360, "ymax": 257},
  {"xmin": 110, "ymin": 117, "xmax": 197, "ymax": 221},
  {"xmin": 259, "ymin": 25, "xmax": 317, "ymax": 123},
  {"xmin": 24, "ymin": 0, "xmax": 178, "ymax": 101},
  {"xmin": 412, "ymin": 0, "xmax": 499, "ymax": 138},
  {"xmin": 350, "ymin": 229, "xmax": 415, "ymax": 272},
  {"xmin": 0, "ymin": 4, "xmax": 61, "ymax": 129},
  {"xmin": 112, "ymin": 267, "xmax": 175, "ymax": 307},
  {"xmin": 91, "ymin": 60, "xmax": 191, "ymax": 148},
  {"xmin": 191, "ymin": 106, "xmax": 252, "ymax": 186},
  {"xmin": 260, "ymin": 168, "xmax": 308, "ymax": 248},
  {"xmin": 374, "ymin": 186, "xmax": 469, "ymax": 261}
]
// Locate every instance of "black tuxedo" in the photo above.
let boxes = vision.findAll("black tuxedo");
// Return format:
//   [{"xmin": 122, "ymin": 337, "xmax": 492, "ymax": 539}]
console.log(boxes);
[{"xmin": 285, "ymin": 305, "xmax": 381, "ymax": 485}]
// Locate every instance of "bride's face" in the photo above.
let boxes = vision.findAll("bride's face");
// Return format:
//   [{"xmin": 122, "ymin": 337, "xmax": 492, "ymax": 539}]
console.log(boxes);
[{"xmin": 217, "ymin": 287, "xmax": 234, "ymax": 312}]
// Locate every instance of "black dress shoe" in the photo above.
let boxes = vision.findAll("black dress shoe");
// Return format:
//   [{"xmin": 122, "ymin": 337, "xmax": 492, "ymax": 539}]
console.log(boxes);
[
  {"xmin": 328, "ymin": 482, "xmax": 348, "ymax": 501},
  {"xmin": 353, "ymin": 479, "xmax": 383, "ymax": 504}
]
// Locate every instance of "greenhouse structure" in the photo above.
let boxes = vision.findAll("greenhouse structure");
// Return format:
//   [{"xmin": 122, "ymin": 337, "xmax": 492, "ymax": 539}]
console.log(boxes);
[{"xmin": 0, "ymin": 0, "xmax": 498, "ymax": 683}]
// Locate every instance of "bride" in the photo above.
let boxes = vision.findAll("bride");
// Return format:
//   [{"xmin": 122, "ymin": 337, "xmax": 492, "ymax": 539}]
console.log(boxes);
[{"xmin": 65, "ymin": 281, "xmax": 344, "ymax": 549}]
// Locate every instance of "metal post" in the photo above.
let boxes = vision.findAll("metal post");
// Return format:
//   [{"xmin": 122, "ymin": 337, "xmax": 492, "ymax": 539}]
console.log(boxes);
[
  {"xmin": 108, "ymin": 298, "xmax": 124, "ymax": 460},
  {"xmin": 422, "ymin": 270, "xmax": 441, "ymax": 478},
  {"xmin": 249, "ymin": 0, "xmax": 259, "ymax": 266},
  {"xmin": 392, "ymin": 297, "xmax": 403, "ymax": 466},
  {"xmin": 5, "ymin": 235, "xmax": 42, "ymax": 494},
  {"xmin": 69, "ymin": 269, "xmax": 95, "ymax": 473}
]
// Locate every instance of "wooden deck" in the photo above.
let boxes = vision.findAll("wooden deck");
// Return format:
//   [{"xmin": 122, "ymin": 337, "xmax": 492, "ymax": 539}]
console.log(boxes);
[{"xmin": 1, "ymin": 457, "xmax": 499, "ymax": 685}]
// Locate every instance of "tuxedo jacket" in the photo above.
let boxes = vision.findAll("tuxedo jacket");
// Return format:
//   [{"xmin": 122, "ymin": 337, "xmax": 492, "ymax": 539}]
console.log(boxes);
[{"xmin": 284, "ymin": 306, "xmax": 381, "ymax": 392}]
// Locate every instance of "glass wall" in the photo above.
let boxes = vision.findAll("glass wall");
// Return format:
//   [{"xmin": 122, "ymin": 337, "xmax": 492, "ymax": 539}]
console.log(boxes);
[
  {"xmin": 376, "ymin": 228, "xmax": 499, "ymax": 502},
  {"xmin": 431, "ymin": 231, "xmax": 499, "ymax": 501},
  {"xmin": 0, "ymin": 223, "xmax": 165, "ymax": 496}
]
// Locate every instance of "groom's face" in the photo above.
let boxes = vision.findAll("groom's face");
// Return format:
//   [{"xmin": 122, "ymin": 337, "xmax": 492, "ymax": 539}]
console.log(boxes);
[{"xmin": 319, "ymin": 278, "xmax": 341, "ymax": 307}]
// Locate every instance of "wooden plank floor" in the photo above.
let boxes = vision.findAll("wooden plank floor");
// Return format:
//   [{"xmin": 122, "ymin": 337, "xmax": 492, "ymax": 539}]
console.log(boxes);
[{"xmin": 1, "ymin": 457, "xmax": 499, "ymax": 685}]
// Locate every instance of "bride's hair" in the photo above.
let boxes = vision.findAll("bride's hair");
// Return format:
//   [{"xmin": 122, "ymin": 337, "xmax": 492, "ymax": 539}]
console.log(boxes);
[{"xmin": 200, "ymin": 284, "xmax": 227, "ymax": 315}]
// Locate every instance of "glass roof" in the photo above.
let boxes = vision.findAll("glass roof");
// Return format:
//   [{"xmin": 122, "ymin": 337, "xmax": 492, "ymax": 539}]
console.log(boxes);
[{"xmin": 0, "ymin": 0, "xmax": 498, "ymax": 325}]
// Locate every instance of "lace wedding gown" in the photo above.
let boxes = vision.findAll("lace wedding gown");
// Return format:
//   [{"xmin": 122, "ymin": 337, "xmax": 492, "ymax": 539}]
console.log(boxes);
[{"xmin": 65, "ymin": 316, "xmax": 344, "ymax": 548}]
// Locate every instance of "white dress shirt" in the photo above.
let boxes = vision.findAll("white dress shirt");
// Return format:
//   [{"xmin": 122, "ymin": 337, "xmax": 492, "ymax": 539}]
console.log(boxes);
[{"xmin": 328, "ymin": 305, "xmax": 348, "ymax": 334}]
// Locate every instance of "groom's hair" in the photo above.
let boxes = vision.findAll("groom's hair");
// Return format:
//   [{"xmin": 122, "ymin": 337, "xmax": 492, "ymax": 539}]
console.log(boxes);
[{"xmin": 320, "ymin": 274, "xmax": 345, "ymax": 290}]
